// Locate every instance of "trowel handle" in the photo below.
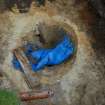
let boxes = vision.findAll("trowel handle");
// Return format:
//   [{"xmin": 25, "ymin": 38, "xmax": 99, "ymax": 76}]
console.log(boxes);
[{"xmin": 20, "ymin": 90, "xmax": 54, "ymax": 101}]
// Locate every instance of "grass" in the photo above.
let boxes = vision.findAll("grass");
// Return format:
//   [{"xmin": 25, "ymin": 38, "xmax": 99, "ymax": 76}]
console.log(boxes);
[
  {"xmin": 0, "ymin": 89, "xmax": 20, "ymax": 105},
  {"xmin": 0, "ymin": 0, "xmax": 4, "ymax": 4}
]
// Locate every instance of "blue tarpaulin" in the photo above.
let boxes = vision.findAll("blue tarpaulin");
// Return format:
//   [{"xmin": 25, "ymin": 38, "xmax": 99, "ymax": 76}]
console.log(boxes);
[{"xmin": 12, "ymin": 35, "xmax": 75, "ymax": 72}]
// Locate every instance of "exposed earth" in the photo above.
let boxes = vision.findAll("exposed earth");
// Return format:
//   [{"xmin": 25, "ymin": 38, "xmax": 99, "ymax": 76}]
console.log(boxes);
[{"xmin": 0, "ymin": 0, "xmax": 105, "ymax": 105}]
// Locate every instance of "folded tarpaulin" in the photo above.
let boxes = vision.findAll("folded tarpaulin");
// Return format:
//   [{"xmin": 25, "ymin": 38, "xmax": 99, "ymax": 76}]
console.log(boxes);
[{"xmin": 12, "ymin": 35, "xmax": 75, "ymax": 72}]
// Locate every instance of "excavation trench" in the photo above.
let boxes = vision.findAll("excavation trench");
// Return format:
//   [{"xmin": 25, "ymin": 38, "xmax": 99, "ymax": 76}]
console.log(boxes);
[
  {"xmin": 0, "ymin": 1, "xmax": 104, "ymax": 105},
  {"xmin": 2, "ymin": 12, "xmax": 77, "ymax": 91}
]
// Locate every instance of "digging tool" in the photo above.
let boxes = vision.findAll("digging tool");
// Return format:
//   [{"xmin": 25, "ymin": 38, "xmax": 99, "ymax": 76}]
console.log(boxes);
[
  {"xmin": 13, "ymin": 47, "xmax": 40, "ymax": 89},
  {"xmin": 20, "ymin": 90, "xmax": 54, "ymax": 101},
  {"xmin": 13, "ymin": 48, "xmax": 54, "ymax": 104}
]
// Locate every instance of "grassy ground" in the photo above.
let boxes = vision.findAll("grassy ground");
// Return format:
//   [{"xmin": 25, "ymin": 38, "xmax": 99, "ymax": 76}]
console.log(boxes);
[{"xmin": 0, "ymin": 89, "xmax": 20, "ymax": 105}]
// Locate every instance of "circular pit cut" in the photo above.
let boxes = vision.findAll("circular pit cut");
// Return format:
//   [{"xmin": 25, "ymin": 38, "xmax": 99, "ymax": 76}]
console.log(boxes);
[{"xmin": 13, "ymin": 22, "xmax": 78, "ymax": 85}]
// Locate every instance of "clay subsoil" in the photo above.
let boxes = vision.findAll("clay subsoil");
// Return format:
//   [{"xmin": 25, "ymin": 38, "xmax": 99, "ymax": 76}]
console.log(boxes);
[{"xmin": 0, "ymin": 1, "xmax": 105, "ymax": 105}]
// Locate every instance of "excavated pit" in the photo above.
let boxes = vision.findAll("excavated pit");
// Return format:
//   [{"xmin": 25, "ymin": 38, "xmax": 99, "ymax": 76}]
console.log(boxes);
[
  {"xmin": 13, "ymin": 22, "xmax": 77, "ymax": 86},
  {"xmin": 1, "ymin": 1, "xmax": 105, "ymax": 105},
  {"xmin": 1, "ymin": 12, "xmax": 78, "ymax": 92}
]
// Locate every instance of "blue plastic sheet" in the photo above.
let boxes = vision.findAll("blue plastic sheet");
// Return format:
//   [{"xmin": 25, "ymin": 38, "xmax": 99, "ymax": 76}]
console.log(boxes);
[{"xmin": 12, "ymin": 35, "xmax": 75, "ymax": 72}]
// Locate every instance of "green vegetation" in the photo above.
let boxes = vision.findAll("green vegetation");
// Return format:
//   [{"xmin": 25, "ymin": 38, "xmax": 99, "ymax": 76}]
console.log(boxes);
[
  {"xmin": 0, "ymin": 89, "xmax": 20, "ymax": 105},
  {"xmin": 0, "ymin": 0, "xmax": 4, "ymax": 4}
]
